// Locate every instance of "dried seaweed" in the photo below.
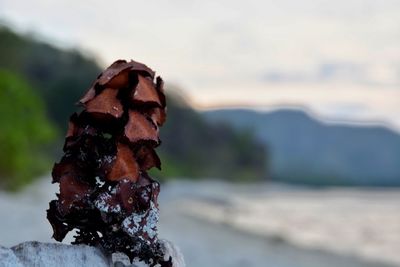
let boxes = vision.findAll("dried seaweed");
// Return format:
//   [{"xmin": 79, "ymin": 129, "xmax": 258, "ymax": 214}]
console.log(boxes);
[{"xmin": 47, "ymin": 59, "xmax": 172, "ymax": 266}]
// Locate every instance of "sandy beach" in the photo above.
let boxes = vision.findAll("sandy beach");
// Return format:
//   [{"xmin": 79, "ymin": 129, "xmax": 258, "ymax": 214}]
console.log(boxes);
[{"xmin": 0, "ymin": 178, "xmax": 399, "ymax": 267}]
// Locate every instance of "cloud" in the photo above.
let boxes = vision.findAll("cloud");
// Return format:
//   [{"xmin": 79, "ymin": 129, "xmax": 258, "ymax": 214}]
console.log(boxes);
[{"xmin": 0, "ymin": 0, "xmax": 399, "ymax": 126}]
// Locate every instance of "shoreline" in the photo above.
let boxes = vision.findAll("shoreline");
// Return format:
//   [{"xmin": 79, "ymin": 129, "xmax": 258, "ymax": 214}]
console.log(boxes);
[
  {"xmin": 160, "ymin": 199, "xmax": 397, "ymax": 267},
  {"xmin": 161, "ymin": 180, "xmax": 400, "ymax": 267},
  {"xmin": 1, "ymin": 178, "xmax": 399, "ymax": 267}
]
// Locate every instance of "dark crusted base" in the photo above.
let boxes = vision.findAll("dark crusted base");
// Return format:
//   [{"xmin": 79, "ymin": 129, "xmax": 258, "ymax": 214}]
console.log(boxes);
[
  {"xmin": 73, "ymin": 232, "xmax": 172, "ymax": 266},
  {"xmin": 48, "ymin": 196, "xmax": 172, "ymax": 266}
]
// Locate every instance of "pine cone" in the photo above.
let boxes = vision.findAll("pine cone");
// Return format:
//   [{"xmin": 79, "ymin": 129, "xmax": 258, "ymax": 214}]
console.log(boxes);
[{"xmin": 47, "ymin": 59, "xmax": 172, "ymax": 266}]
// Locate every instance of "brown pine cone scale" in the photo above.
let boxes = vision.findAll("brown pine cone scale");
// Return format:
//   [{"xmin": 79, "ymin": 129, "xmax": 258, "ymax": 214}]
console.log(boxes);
[{"xmin": 47, "ymin": 59, "xmax": 172, "ymax": 266}]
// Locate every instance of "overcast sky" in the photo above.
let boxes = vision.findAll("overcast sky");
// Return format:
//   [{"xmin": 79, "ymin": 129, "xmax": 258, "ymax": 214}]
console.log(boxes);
[{"xmin": 1, "ymin": 0, "xmax": 399, "ymax": 129}]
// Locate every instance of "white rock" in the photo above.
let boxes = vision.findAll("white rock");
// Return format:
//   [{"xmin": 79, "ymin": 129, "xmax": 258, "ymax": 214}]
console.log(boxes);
[
  {"xmin": 0, "ymin": 246, "xmax": 24, "ymax": 267},
  {"xmin": 111, "ymin": 253, "xmax": 151, "ymax": 267},
  {"xmin": 10, "ymin": 241, "xmax": 109, "ymax": 267},
  {"xmin": 0, "ymin": 241, "xmax": 185, "ymax": 267}
]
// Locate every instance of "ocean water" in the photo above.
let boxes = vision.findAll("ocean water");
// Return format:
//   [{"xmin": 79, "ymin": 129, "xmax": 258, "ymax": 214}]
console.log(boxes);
[{"xmin": 161, "ymin": 180, "xmax": 400, "ymax": 267}]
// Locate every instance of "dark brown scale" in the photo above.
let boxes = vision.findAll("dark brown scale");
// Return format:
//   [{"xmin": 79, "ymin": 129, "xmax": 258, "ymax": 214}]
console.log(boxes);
[{"xmin": 47, "ymin": 59, "xmax": 171, "ymax": 266}]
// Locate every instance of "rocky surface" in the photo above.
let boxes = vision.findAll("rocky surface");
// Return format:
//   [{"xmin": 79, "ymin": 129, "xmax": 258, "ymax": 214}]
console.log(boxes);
[
  {"xmin": 0, "ymin": 245, "xmax": 23, "ymax": 267},
  {"xmin": 0, "ymin": 241, "xmax": 184, "ymax": 267}
]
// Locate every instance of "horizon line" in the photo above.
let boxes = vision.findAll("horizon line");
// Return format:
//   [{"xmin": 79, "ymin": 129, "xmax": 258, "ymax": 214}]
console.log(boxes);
[{"xmin": 196, "ymin": 102, "xmax": 400, "ymax": 134}]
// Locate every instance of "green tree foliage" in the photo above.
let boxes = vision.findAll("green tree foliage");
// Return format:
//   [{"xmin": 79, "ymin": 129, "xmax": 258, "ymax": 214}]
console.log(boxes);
[
  {"xmin": 0, "ymin": 70, "xmax": 56, "ymax": 190},
  {"xmin": 0, "ymin": 26, "xmax": 102, "ymax": 131}
]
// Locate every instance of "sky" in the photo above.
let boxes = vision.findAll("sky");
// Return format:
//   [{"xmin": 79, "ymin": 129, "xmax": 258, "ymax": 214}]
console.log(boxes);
[{"xmin": 0, "ymin": 0, "xmax": 399, "ymax": 129}]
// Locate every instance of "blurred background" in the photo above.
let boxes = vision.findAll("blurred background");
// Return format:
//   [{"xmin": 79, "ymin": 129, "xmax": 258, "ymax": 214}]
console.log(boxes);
[{"xmin": 0, "ymin": 0, "xmax": 399, "ymax": 266}]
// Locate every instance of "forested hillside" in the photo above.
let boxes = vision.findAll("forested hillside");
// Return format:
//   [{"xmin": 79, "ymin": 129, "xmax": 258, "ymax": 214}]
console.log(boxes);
[{"xmin": 0, "ymin": 26, "xmax": 267, "ymax": 189}]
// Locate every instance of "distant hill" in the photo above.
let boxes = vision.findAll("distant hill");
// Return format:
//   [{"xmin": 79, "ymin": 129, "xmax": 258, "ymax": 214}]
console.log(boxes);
[{"xmin": 204, "ymin": 108, "xmax": 400, "ymax": 186}]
